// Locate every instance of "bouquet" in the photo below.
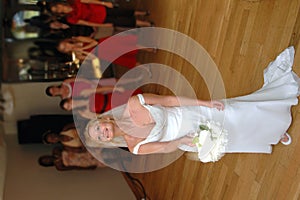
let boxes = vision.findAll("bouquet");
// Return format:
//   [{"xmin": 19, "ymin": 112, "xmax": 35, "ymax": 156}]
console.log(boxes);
[{"xmin": 192, "ymin": 120, "xmax": 228, "ymax": 162}]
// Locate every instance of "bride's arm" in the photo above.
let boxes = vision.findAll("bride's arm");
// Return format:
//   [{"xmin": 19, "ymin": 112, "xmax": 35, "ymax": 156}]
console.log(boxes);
[
  {"xmin": 129, "ymin": 136, "xmax": 194, "ymax": 154},
  {"xmin": 130, "ymin": 93, "xmax": 224, "ymax": 110}
]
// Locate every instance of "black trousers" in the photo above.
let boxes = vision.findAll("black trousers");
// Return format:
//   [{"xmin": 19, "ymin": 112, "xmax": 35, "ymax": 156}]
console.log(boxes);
[
  {"xmin": 17, "ymin": 114, "xmax": 74, "ymax": 144},
  {"xmin": 104, "ymin": 8, "xmax": 136, "ymax": 27}
]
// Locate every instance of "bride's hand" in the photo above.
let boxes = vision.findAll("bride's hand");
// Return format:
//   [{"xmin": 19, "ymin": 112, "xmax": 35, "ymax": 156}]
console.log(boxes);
[
  {"xmin": 179, "ymin": 136, "xmax": 195, "ymax": 147},
  {"xmin": 207, "ymin": 100, "xmax": 224, "ymax": 111}
]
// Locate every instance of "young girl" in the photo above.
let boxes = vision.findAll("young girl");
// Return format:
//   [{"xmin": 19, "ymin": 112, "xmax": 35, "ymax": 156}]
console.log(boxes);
[
  {"xmin": 49, "ymin": 1, "xmax": 153, "ymax": 28},
  {"xmin": 46, "ymin": 77, "xmax": 120, "ymax": 99},
  {"xmin": 60, "ymin": 88, "xmax": 143, "ymax": 119},
  {"xmin": 57, "ymin": 35, "xmax": 156, "ymax": 68}
]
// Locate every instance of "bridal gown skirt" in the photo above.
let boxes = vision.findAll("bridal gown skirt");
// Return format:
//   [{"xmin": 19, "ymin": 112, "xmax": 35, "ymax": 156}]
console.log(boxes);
[
  {"xmin": 179, "ymin": 47, "xmax": 299, "ymax": 154},
  {"xmin": 207, "ymin": 47, "xmax": 298, "ymax": 153}
]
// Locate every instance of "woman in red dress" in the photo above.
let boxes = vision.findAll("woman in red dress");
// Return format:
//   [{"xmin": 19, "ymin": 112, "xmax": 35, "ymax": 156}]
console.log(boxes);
[
  {"xmin": 57, "ymin": 35, "xmax": 155, "ymax": 68},
  {"xmin": 45, "ymin": 77, "xmax": 121, "ymax": 99},
  {"xmin": 49, "ymin": 1, "xmax": 153, "ymax": 28},
  {"xmin": 60, "ymin": 88, "xmax": 143, "ymax": 119}
]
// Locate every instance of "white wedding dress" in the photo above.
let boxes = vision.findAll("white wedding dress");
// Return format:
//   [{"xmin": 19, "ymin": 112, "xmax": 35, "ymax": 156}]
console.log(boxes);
[{"xmin": 132, "ymin": 47, "xmax": 300, "ymax": 160}]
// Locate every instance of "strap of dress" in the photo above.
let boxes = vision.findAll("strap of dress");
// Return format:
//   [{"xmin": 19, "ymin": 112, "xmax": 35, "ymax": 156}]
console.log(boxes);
[
  {"xmin": 137, "ymin": 94, "xmax": 146, "ymax": 105},
  {"xmin": 136, "ymin": 93, "xmax": 151, "ymax": 111},
  {"xmin": 62, "ymin": 82, "xmax": 72, "ymax": 99}
]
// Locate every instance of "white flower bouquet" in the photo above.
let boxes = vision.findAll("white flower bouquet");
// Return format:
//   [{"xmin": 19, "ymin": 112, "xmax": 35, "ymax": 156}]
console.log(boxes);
[{"xmin": 192, "ymin": 120, "xmax": 228, "ymax": 162}]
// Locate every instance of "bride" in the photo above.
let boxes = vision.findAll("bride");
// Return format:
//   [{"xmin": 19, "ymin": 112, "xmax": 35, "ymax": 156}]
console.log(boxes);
[{"xmin": 83, "ymin": 46, "xmax": 299, "ymax": 163}]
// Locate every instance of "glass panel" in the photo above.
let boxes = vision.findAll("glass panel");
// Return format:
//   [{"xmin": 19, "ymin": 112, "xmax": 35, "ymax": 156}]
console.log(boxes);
[
  {"xmin": 11, "ymin": 10, "xmax": 40, "ymax": 39},
  {"xmin": 17, "ymin": 59, "xmax": 77, "ymax": 81},
  {"xmin": 18, "ymin": 0, "xmax": 39, "ymax": 5}
]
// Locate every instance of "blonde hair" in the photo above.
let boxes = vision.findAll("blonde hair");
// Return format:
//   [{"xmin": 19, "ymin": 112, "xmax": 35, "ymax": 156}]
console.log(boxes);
[{"xmin": 84, "ymin": 117, "xmax": 128, "ymax": 148}]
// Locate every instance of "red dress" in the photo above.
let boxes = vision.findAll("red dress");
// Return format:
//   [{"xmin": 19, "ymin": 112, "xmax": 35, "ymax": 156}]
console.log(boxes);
[
  {"xmin": 92, "ymin": 35, "xmax": 138, "ymax": 69},
  {"xmin": 89, "ymin": 88, "xmax": 142, "ymax": 113},
  {"xmin": 67, "ymin": 0, "xmax": 106, "ymax": 24}
]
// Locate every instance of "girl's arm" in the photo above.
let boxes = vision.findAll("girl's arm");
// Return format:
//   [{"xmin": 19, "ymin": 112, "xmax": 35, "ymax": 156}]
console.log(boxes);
[
  {"xmin": 78, "ymin": 108, "xmax": 97, "ymax": 119},
  {"xmin": 72, "ymin": 36, "xmax": 98, "ymax": 50},
  {"xmin": 80, "ymin": 86, "xmax": 124, "ymax": 97},
  {"xmin": 63, "ymin": 146, "xmax": 86, "ymax": 153},
  {"xmin": 80, "ymin": 0, "xmax": 113, "ymax": 8},
  {"xmin": 130, "ymin": 93, "xmax": 224, "ymax": 110},
  {"xmin": 54, "ymin": 160, "xmax": 74, "ymax": 171},
  {"xmin": 62, "ymin": 122, "xmax": 76, "ymax": 131},
  {"xmin": 74, "ymin": 50, "xmax": 90, "ymax": 61},
  {"xmin": 63, "ymin": 78, "xmax": 75, "ymax": 84},
  {"xmin": 76, "ymin": 20, "xmax": 113, "ymax": 28},
  {"xmin": 64, "ymin": 77, "xmax": 98, "ymax": 86},
  {"xmin": 55, "ymin": 160, "xmax": 96, "ymax": 171},
  {"xmin": 129, "ymin": 136, "xmax": 194, "ymax": 154}
]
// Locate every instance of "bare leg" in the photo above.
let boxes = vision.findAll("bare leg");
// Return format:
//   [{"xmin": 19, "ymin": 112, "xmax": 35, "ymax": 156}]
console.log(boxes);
[
  {"xmin": 116, "ymin": 76, "xmax": 143, "ymax": 85},
  {"xmin": 136, "ymin": 45, "xmax": 157, "ymax": 53},
  {"xmin": 136, "ymin": 20, "xmax": 154, "ymax": 27},
  {"xmin": 115, "ymin": 63, "xmax": 145, "ymax": 84},
  {"xmin": 134, "ymin": 10, "xmax": 150, "ymax": 16},
  {"xmin": 137, "ymin": 64, "xmax": 152, "ymax": 79},
  {"xmin": 117, "ymin": 63, "xmax": 152, "ymax": 85}
]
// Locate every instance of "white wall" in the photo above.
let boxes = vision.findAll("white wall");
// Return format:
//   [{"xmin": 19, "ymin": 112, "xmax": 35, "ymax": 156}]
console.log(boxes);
[
  {"xmin": 0, "ymin": 124, "xmax": 7, "ymax": 200},
  {"xmin": 4, "ymin": 135, "xmax": 135, "ymax": 200},
  {"xmin": 2, "ymin": 82, "xmax": 68, "ymax": 134},
  {"xmin": 1, "ymin": 82, "xmax": 135, "ymax": 200}
]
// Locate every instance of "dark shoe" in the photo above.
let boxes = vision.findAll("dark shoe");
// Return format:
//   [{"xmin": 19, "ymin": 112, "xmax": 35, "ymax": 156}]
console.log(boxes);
[{"xmin": 113, "ymin": 3, "xmax": 119, "ymax": 8}]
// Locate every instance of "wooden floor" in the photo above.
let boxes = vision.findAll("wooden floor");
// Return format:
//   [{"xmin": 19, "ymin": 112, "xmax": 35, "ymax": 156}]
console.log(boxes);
[{"xmin": 121, "ymin": 0, "xmax": 300, "ymax": 199}]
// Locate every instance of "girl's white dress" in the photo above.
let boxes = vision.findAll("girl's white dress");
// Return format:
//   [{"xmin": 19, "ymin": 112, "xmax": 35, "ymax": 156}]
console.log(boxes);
[{"xmin": 132, "ymin": 47, "xmax": 299, "ymax": 161}]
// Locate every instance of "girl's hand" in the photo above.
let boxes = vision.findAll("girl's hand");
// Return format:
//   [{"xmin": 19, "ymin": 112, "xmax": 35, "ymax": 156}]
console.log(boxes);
[
  {"xmin": 207, "ymin": 100, "xmax": 224, "ymax": 111},
  {"xmin": 78, "ymin": 109, "xmax": 95, "ymax": 119},
  {"xmin": 115, "ymin": 87, "xmax": 125, "ymax": 93},
  {"xmin": 80, "ymin": 89, "xmax": 93, "ymax": 97},
  {"xmin": 103, "ymin": 2, "xmax": 114, "ymax": 8},
  {"xmin": 96, "ymin": 23, "xmax": 113, "ymax": 27}
]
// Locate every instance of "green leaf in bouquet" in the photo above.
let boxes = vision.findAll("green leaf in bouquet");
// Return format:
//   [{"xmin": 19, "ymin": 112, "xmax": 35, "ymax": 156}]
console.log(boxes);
[
  {"xmin": 192, "ymin": 137, "xmax": 199, "ymax": 144},
  {"xmin": 199, "ymin": 124, "xmax": 209, "ymax": 131}
]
